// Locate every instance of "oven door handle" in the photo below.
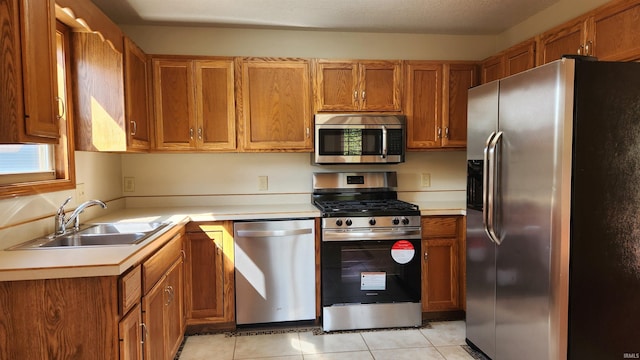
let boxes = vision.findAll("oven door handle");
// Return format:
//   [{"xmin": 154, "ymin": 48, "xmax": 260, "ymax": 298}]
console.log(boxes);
[{"xmin": 322, "ymin": 228, "xmax": 421, "ymax": 241}]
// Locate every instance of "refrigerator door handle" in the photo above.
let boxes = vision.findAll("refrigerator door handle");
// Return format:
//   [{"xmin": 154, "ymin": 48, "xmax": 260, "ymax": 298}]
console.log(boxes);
[
  {"xmin": 482, "ymin": 132, "xmax": 497, "ymax": 243},
  {"xmin": 487, "ymin": 131, "xmax": 503, "ymax": 245}
]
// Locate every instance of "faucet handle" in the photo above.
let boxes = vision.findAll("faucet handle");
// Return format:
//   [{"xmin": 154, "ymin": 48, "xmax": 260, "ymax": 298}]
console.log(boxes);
[{"xmin": 57, "ymin": 196, "xmax": 72, "ymax": 215}]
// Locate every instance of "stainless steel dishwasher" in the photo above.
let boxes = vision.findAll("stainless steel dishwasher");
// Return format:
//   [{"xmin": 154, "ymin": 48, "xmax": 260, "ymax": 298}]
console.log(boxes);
[{"xmin": 234, "ymin": 219, "xmax": 316, "ymax": 325}]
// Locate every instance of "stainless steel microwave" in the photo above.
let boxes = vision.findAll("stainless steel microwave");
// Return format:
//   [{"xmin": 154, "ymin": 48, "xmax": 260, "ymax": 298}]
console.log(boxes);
[{"xmin": 313, "ymin": 114, "xmax": 406, "ymax": 164}]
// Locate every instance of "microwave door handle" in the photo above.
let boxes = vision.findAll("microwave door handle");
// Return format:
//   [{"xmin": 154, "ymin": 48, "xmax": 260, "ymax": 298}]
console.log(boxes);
[{"xmin": 381, "ymin": 126, "xmax": 387, "ymax": 159}]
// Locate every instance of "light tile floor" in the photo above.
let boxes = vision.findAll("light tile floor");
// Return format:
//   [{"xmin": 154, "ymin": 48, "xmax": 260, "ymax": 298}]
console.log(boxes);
[{"xmin": 178, "ymin": 321, "xmax": 477, "ymax": 360}]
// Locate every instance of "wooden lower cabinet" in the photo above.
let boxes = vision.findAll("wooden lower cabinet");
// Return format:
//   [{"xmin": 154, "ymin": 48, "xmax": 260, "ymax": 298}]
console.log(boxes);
[
  {"xmin": 119, "ymin": 303, "xmax": 143, "ymax": 360},
  {"xmin": 141, "ymin": 231, "xmax": 185, "ymax": 360},
  {"xmin": 421, "ymin": 215, "xmax": 466, "ymax": 314},
  {"xmin": 184, "ymin": 221, "xmax": 235, "ymax": 333}
]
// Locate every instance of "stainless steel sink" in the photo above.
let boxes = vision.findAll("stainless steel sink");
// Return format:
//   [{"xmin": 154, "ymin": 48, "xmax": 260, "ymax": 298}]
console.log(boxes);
[
  {"xmin": 39, "ymin": 232, "xmax": 148, "ymax": 247},
  {"xmin": 11, "ymin": 222, "xmax": 170, "ymax": 249}
]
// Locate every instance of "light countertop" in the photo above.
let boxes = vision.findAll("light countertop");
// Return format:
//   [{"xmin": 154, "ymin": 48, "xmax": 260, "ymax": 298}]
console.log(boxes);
[{"xmin": 0, "ymin": 202, "xmax": 464, "ymax": 282}]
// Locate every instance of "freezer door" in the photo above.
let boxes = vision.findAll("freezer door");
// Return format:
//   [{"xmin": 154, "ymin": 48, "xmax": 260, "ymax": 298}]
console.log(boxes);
[
  {"xmin": 465, "ymin": 81, "xmax": 499, "ymax": 359},
  {"xmin": 467, "ymin": 82, "xmax": 499, "ymax": 161},
  {"xmin": 495, "ymin": 60, "xmax": 574, "ymax": 360}
]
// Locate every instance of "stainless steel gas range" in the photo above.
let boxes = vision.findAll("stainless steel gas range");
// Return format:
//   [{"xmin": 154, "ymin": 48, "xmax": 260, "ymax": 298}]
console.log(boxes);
[{"xmin": 312, "ymin": 172, "xmax": 422, "ymax": 332}]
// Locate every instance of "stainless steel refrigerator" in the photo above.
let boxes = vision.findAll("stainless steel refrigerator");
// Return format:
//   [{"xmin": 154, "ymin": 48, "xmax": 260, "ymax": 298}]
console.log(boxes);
[{"xmin": 466, "ymin": 57, "xmax": 640, "ymax": 360}]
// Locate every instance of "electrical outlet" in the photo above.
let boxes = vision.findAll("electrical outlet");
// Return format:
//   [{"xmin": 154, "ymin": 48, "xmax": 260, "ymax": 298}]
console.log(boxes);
[
  {"xmin": 421, "ymin": 173, "xmax": 431, "ymax": 187},
  {"xmin": 258, "ymin": 176, "xmax": 268, "ymax": 191},
  {"xmin": 76, "ymin": 183, "xmax": 86, "ymax": 202},
  {"xmin": 123, "ymin": 177, "xmax": 135, "ymax": 192}
]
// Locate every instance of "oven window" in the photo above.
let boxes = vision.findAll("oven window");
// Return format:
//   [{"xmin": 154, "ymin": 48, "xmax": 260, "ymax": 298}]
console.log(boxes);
[
  {"xmin": 319, "ymin": 129, "xmax": 382, "ymax": 156},
  {"xmin": 322, "ymin": 239, "xmax": 421, "ymax": 306}
]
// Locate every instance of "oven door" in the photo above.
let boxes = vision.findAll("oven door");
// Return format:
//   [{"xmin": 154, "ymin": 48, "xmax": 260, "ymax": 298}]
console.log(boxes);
[{"xmin": 322, "ymin": 238, "xmax": 421, "ymax": 306}]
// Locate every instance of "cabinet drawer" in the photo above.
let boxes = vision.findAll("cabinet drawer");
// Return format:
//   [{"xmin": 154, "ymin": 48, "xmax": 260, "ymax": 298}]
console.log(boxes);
[
  {"xmin": 422, "ymin": 216, "xmax": 459, "ymax": 238},
  {"xmin": 143, "ymin": 233, "xmax": 183, "ymax": 294},
  {"xmin": 119, "ymin": 265, "xmax": 142, "ymax": 316}
]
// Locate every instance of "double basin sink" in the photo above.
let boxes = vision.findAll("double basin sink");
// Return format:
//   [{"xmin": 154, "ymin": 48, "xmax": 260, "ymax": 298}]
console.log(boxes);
[{"xmin": 13, "ymin": 222, "xmax": 170, "ymax": 249}]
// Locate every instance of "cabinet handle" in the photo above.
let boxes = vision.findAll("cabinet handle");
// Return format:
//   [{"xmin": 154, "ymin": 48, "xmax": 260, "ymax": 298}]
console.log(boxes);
[
  {"xmin": 165, "ymin": 286, "xmax": 172, "ymax": 305},
  {"xmin": 585, "ymin": 40, "xmax": 593, "ymax": 56},
  {"xmin": 181, "ymin": 249, "xmax": 186, "ymax": 261},
  {"xmin": 140, "ymin": 322, "xmax": 148, "ymax": 344},
  {"xmin": 130, "ymin": 120, "xmax": 137, "ymax": 136},
  {"xmin": 198, "ymin": 127, "xmax": 203, "ymax": 140},
  {"xmin": 577, "ymin": 44, "xmax": 584, "ymax": 55},
  {"xmin": 445, "ymin": 127, "xmax": 450, "ymax": 139},
  {"xmin": 306, "ymin": 127, "xmax": 310, "ymax": 138},
  {"xmin": 437, "ymin": 127, "xmax": 442, "ymax": 139},
  {"xmin": 354, "ymin": 90, "xmax": 358, "ymax": 101},
  {"xmin": 55, "ymin": 96, "xmax": 65, "ymax": 120},
  {"xmin": 189, "ymin": 128, "xmax": 194, "ymax": 140},
  {"xmin": 361, "ymin": 91, "xmax": 366, "ymax": 101},
  {"xmin": 424, "ymin": 252, "xmax": 428, "ymax": 260}
]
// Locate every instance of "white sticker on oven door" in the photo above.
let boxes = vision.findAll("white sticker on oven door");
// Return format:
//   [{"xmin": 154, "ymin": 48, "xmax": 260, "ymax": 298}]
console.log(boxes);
[
  {"xmin": 361, "ymin": 272, "xmax": 386, "ymax": 291},
  {"xmin": 391, "ymin": 240, "xmax": 415, "ymax": 264}
]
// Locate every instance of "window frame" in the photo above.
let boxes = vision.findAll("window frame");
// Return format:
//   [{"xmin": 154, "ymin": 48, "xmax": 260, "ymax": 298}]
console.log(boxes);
[{"xmin": 0, "ymin": 21, "xmax": 76, "ymax": 198}]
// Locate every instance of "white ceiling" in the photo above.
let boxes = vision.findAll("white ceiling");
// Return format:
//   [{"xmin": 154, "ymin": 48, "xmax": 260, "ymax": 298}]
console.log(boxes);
[{"xmin": 90, "ymin": 0, "xmax": 560, "ymax": 35}]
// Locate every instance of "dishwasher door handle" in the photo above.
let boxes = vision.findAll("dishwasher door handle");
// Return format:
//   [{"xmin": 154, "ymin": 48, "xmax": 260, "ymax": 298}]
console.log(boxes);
[{"xmin": 236, "ymin": 228, "xmax": 313, "ymax": 238}]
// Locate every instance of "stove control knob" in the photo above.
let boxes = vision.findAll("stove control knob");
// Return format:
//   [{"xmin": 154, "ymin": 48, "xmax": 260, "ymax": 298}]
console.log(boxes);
[
  {"xmin": 346, "ymin": 219, "xmax": 353, "ymax": 226},
  {"xmin": 369, "ymin": 218, "xmax": 376, "ymax": 226},
  {"xmin": 402, "ymin": 217, "xmax": 410, "ymax": 225},
  {"xmin": 392, "ymin": 218, "xmax": 400, "ymax": 225},
  {"xmin": 335, "ymin": 219, "xmax": 343, "ymax": 226}
]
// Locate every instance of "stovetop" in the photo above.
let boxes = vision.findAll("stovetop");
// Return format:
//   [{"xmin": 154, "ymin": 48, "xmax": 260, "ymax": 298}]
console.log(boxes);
[{"xmin": 313, "ymin": 198, "xmax": 420, "ymax": 218}]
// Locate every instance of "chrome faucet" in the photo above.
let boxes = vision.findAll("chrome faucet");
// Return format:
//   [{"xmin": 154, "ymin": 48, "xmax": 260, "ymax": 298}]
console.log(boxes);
[{"xmin": 55, "ymin": 197, "xmax": 107, "ymax": 235}]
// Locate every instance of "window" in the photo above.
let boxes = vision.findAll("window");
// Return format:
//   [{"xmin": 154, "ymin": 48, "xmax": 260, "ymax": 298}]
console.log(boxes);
[{"xmin": 0, "ymin": 21, "xmax": 75, "ymax": 197}]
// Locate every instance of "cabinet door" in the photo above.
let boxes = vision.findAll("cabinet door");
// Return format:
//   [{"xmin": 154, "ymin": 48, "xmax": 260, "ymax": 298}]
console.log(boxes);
[
  {"xmin": 239, "ymin": 59, "xmax": 312, "ymax": 151},
  {"xmin": 73, "ymin": 31, "xmax": 126, "ymax": 151},
  {"xmin": 19, "ymin": 0, "xmax": 59, "ymax": 141},
  {"xmin": 124, "ymin": 37, "xmax": 150, "ymax": 151},
  {"xmin": 153, "ymin": 59, "xmax": 195, "ymax": 150},
  {"xmin": 442, "ymin": 63, "xmax": 477, "ymax": 148},
  {"xmin": 165, "ymin": 259, "xmax": 184, "ymax": 359},
  {"xmin": 142, "ymin": 277, "xmax": 166, "ymax": 360},
  {"xmin": 404, "ymin": 62, "xmax": 442, "ymax": 149},
  {"xmin": 480, "ymin": 54, "xmax": 503, "ymax": 84},
  {"xmin": 119, "ymin": 304, "xmax": 142, "ymax": 360},
  {"xmin": 185, "ymin": 230, "xmax": 225, "ymax": 319},
  {"xmin": 422, "ymin": 238, "xmax": 460, "ymax": 311},
  {"xmin": 504, "ymin": 40, "xmax": 536, "ymax": 77},
  {"xmin": 359, "ymin": 61, "xmax": 402, "ymax": 111},
  {"xmin": 195, "ymin": 60, "xmax": 236, "ymax": 150},
  {"xmin": 314, "ymin": 61, "xmax": 359, "ymax": 111},
  {"xmin": 537, "ymin": 18, "xmax": 587, "ymax": 65},
  {"xmin": 590, "ymin": 0, "xmax": 640, "ymax": 61}
]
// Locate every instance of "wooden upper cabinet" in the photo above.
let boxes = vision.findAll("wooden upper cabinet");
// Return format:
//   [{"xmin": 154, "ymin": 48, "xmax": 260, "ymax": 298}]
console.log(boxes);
[
  {"xmin": 443, "ymin": 63, "xmax": 477, "ymax": 148},
  {"xmin": 238, "ymin": 58, "xmax": 312, "ymax": 151},
  {"xmin": 195, "ymin": 60, "xmax": 236, "ymax": 151},
  {"xmin": 537, "ymin": 17, "xmax": 587, "ymax": 65},
  {"xmin": 0, "ymin": 0, "xmax": 59, "ymax": 144},
  {"xmin": 481, "ymin": 39, "xmax": 535, "ymax": 84},
  {"xmin": 315, "ymin": 59, "xmax": 402, "ymax": 112},
  {"xmin": 504, "ymin": 40, "xmax": 536, "ymax": 77},
  {"xmin": 153, "ymin": 57, "xmax": 235, "ymax": 151},
  {"xmin": 405, "ymin": 61, "xmax": 476, "ymax": 150},
  {"xmin": 124, "ymin": 37, "xmax": 151, "ymax": 151},
  {"xmin": 480, "ymin": 54, "xmax": 503, "ymax": 84},
  {"xmin": 404, "ymin": 62, "xmax": 442, "ymax": 149},
  {"xmin": 72, "ymin": 31, "xmax": 126, "ymax": 151},
  {"xmin": 153, "ymin": 59, "xmax": 194, "ymax": 150},
  {"xmin": 590, "ymin": 0, "xmax": 640, "ymax": 61}
]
